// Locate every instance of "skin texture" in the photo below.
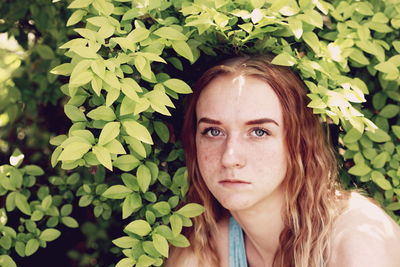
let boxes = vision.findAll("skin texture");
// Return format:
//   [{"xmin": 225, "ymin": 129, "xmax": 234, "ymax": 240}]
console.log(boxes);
[
  {"xmin": 195, "ymin": 73, "xmax": 287, "ymax": 213},
  {"xmin": 166, "ymin": 73, "xmax": 400, "ymax": 267}
]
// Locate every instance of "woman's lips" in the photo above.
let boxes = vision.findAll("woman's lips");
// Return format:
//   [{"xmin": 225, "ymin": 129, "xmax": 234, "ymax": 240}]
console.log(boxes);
[{"xmin": 219, "ymin": 179, "xmax": 251, "ymax": 186}]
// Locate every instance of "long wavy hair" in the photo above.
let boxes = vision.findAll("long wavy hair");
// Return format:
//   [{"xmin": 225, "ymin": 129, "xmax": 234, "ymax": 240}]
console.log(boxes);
[{"xmin": 181, "ymin": 55, "xmax": 346, "ymax": 267}]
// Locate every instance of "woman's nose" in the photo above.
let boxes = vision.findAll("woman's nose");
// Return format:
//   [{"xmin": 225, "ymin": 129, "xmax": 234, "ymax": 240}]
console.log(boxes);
[{"xmin": 221, "ymin": 136, "xmax": 246, "ymax": 168}]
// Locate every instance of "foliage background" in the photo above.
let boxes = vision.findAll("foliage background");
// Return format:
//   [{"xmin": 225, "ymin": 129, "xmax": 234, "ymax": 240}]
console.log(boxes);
[{"xmin": 0, "ymin": 0, "xmax": 399, "ymax": 266}]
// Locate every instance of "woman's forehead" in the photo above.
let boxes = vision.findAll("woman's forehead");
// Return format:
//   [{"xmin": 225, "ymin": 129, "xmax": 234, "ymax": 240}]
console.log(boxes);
[{"xmin": 195, "ymin": 74, "xmax": 283, "ymax": 125}]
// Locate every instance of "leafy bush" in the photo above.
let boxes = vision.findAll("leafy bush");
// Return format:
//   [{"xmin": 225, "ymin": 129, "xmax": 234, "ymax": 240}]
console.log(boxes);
[{"xmin": 0, "ymin": 0, "xmax": 399, "ymax": 266}]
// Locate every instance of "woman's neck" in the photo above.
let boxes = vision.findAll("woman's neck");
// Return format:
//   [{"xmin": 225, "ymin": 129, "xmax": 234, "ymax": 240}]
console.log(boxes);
[{"xmin": 230, "ymin": 184, "xmax": 285, "ymax": 265}]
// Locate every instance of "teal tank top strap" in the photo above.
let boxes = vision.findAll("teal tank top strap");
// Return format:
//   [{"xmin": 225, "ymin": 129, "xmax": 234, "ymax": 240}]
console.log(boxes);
[{"xmin": 229, "ymin": 216, "xmax": 248, "ymax": 267}]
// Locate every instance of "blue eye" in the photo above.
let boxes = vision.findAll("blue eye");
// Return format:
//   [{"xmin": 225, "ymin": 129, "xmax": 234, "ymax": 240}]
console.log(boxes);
[
  {"xmin": 252, "ymin": 128, "xmax": 269, "ymax": 137},
  {"xmin": 209, "ymin": 128, "xmax": 221, "ymax": 136},
  {"xmin": 201, "ymin": 127, "xmax": 221, "ymax": 137}
]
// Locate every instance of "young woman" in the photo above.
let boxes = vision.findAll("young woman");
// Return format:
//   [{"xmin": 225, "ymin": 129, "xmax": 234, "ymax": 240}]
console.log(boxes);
[{"xmin": 166, "ymin": 55, "xmax": 400, "ymax": 267}]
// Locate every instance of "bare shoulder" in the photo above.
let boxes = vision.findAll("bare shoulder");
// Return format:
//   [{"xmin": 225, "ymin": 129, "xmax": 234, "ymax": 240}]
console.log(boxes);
[{"xmin": 328, "ymin": 192, "xmax": 400, "ymax": 267}]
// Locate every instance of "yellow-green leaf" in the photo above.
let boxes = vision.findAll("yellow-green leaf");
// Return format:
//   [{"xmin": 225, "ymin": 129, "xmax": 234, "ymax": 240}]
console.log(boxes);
[
  {"xmin": 152, "ymin": 234, "xmax": 169, "ymax": 257},
  {"xmin": 137, "ymin": 164, "xmax": 151, "ymax": 193},
  {"xmin": 98, "ymin": 121, "xmax": 120, "ymax": 146},
  {"xmin": 163, "ymin": 79, "xmax": 192, "ymax": 94},
  {"xmin": 125, "ymin": 219, "xmax": 152, "ymax": 236},
  {"xmin": 102, "ymin": 185, "xmax": 133, "ymax": 199},
  {"xmin": 123, "ymin": 121, "xmax": 153, "ymax": 144},
  {"xmin": 92, "ymin": 146, "xmax": 113, "ymax": 170},
  {"xmin": 153, "ymin": 26, "xmax": 187, "ymax": 40}
]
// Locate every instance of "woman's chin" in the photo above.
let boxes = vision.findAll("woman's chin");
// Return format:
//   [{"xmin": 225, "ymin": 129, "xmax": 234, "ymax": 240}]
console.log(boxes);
[{"xmin": 218, "ymin": 197, "xmax": 254, "ymax": 212}]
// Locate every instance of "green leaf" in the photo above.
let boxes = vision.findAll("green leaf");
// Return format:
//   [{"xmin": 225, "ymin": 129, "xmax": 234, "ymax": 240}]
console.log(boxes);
[
  {"xmin": 92, "ymin": 0, "xmax": 113, "ymax": 16},
  {"xmin": 98, "ymin": 121, "xmax": 120, "ymax": 146},
  {"xmin": 104, "ymin": 139, "xmax": 126, "ymax": 154},
  {"xmin": 40, "ymin": 229, "xmax": 61, "ymax": 242},
  {"xmin": 68, "ymin": 0, "xmax": 94, "ymax": 8},
  {"xmin": 169, "ymin": 234, "xmax": 190, "ymax": 248},
  {"xmin": 125, "ymin": 220, "xmax": 152, "ymax": 236},
  {"xmin": 112, "ymin": 236, "xmax": 139, "ymax": 249},
  {"xmin": 69, "ymin": 70, "xmax": 94, "ymax": 87},
  {"xmin": 24, "ymin": 165, "xmax": 45, "ymax": 176},
  {"xmin": 152, "ymin": 233, "xmax": 169, "ymax": 257},
  {"xmin": 302, "ymin": 32, "xmax": 320, "ymax": 54},
  {"xmin": 122, "ymin": 193, "xmax": 142, "ymax": 219},
  {"xmin": 15, "ymin": 241, "xmax": 25, "ymax": 257},
  {"xmin": 124, "ymin": 136, "xmax": 147, "ymax": 158},
  {"xmin": 87, "ymin": 106, "xmax": 116, "ymax": 121},
  {"xmin": 134, "ymin": 55, "xmax": 153, "ymax": 80},
  {"xmin": 171, "ymin": 40, "xmax": 194, "ymax": 62},
  {"xmin": 67, "ymin": 10, "xmax": 87, "ymax": 26},
  {"xmin": 393, "ymin": 41, "xmax": 400, "ymax": 54},
  {"xmin": 163, "ymin": 79, "xmax": 192, "ymax": 94},
  {"xmin": 0, "ymin": 255, "xmax": 16, "ymax": 267},
  {"xmin": 31, "ymin": 210, "xmax": 44, "ymax": 221},
  {"xmin": 58, "ymin": 142, "xmax": 92, "ymax": 161},
  {"xmin": 386, "ymin": 202, "xmax": 400, "ymax": 211},
  {"xmin": 287, "ymin": 17, "xmax": 303, "ymax": 39},
  {"xmin": 15, "ymin": 193, "xmax": 31, "ymax": 215},
  {"xmin": 36, "ymin": 45, "xmax": 54, "ymax": 59},
  {"xmin": 153, "ymin": 201, "xmax": 171, "ymax": 216},
  {"xmin": 137, "ymin": 255, "xmax": 156, "ymax": 266},
  {"xmin": 121, "ymin": 79, "xmax": 140, "ymax": 102},
  {"xmin": 102, "ymin": 185, "xmax": 133, "ymax": 199},
  {"xmin": 354, "ymin": 2, "xmax": 373, "ymax": 15},
  {"xmin": 153, "ymin": 26, "xmax": 187, "ymax": 40},
  {"xmin": 104, "ymin": 70, "xmax": 121, "ymax": 89},
  {"xmin": 50, "ymin": 63, "xmax": 74, "ymax": 76},
  {"xmin": 176, "ymin": 203, "xmax": 205, "ymax": 218},
  {"xmin": 91, "ymin": 76, "xmax": 103, "ymax": 96},
  {"xmin": 123, "ymin": 121, "xmax": 153, "ymax": 145},
  {"xmin": 0, "ymin": 236, "xmax": 12, "ymax": 250},
  {"xmin": 137, "ymin": 164, "xmax": 151, "ymax": 193},
  {"xmin": 91, "ymin": 59, "xmax": 105, "ymax": 77},
  {"xmin": 343, "ymin": 128, "xmax": 363, "ymax": 143},
  {"xmin": 121, "ymin": 173, "xmax": 139, "ymax": 191},
  {"xmin": 113, "ymin": 155, "xmax": 140, "ymax": 171},
  {"xmin": 154, "ymin": 121, "xmax": 170, "ymax": 143},
  {"xmin": 41, "ymin": 195, "xmax": 52, "ymax": 210},
  {"xmin": 349, "ymin": 48, "xmax": 369, "ymax": 65},
  {"xmin": 348, "ymin": 163, "xmax": 371, "ymax": 176},
  {"xmin": 379, "ymin": 104, "xmax": 399, "ymax": 119},
  {"xmin": 61, "ymin": 204, "xmax": 73, "ymax": 216},
  {"xmin": 374, "ymin": 62, "xmax": 399, "ymax": 75},
  {"xmin": 371, "ymin": 171, "xmax": 392, "ymax": 190},
  {"xmin": 115, "ymin": 258, "xmax": 135, "ymax": 267},
  {"xmin": 371, "ymin": 152, "xmax": 389, "ymax": 169},
  {"xmin": 271, "ymin": 52, "xmax": 297, "ymax": 66},
  {"xmin": 300, "ymin": 9, "xmax": 323, "ymax": 28},
  {"xmin": 127, "ymin": 27, "xmax": 150, "ymax": 43},
  {"xmin": 93, "ymin": 145, "xmax": 113, "ymax": 170},
  {"xmin": 10, "ymin": 168, "xmax": 23, "ymax": 189},
  {"xmin": 25, "ymin": 239, "xmax": 40, "ymax": 256},
  {"xmin": 392, "ymin": 126, "xmax": 400, "ymax": 139},
  {"xmin": 61, "ymin": 216, "xmax": 79, "ymax": 228},
  {"xmin": 79, "ymin": 195, "xmax": 93, "ymax": 207},
  {"xmin": 170, "ymin": 214, "xmax": 182, "ymax": 237},
  {"xmin": 366, "ymin": 128, "xmax": 391, "ymax": 143},
  {"xmin": 64, "ymin": 105, "xmax": 87, "ymax": 122}
]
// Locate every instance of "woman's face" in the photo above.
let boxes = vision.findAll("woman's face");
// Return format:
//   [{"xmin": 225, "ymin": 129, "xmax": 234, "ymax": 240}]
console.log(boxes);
[{"xmin": 195, "ymin": 73, "xmax": 287, "ymax": 211}]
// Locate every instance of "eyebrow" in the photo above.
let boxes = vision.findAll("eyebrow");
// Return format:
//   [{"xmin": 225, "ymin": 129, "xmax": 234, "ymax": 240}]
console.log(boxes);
[{"xmin": 197, "ymin": 117, "xmax": 279, "ymax": 127}]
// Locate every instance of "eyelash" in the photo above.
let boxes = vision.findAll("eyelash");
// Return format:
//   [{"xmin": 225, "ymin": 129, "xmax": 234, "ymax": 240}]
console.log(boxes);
[{"xmin": 200, "ymin": 127, "xmax": 271, "ymax": 137}]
